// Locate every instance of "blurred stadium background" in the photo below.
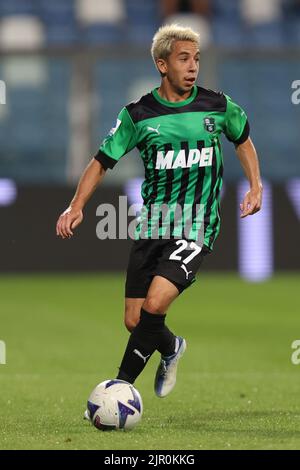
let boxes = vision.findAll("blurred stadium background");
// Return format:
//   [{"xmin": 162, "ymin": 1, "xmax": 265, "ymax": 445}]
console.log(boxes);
[
  {"xmin": 0, "ymin": 0, "xmax": 299, "ymax": 279},
  {"xmin": 0, "ymin": 0, "xmax": 300, "ymax": 281},
  {"xmin": 0, "ymin": 0, "xmax": 300, "ymax": 450}
]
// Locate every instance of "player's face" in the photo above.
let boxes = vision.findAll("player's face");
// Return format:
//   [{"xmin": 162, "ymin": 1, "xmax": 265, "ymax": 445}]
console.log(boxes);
[{"xmin": 158, "ymin": 41, "xmax": 200, "ymax": 95}]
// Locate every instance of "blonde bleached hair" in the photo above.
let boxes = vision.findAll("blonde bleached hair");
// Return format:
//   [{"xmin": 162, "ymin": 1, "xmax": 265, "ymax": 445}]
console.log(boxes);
[{"xmin": 151, "ymin": 24, "xmax": 200, "ymax": 66}]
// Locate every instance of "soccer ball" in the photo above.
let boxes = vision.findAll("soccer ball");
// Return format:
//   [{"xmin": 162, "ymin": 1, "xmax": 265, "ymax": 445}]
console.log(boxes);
[{"xmin": 87, "ymin": 379, "xmax": 143, "ymax": 431}]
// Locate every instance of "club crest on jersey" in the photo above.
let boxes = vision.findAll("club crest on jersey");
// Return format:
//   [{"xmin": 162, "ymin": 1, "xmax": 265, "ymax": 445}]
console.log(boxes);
[{"xmin": 204, "ymin": 117, "xmax": 215, "ymax": 133}]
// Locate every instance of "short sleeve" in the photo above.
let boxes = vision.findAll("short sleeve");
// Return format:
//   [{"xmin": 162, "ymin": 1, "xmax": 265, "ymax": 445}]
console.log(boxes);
[
  {"xmin": 94, "ymin": 107, "xmax": 138, "ymax": 170},
  {"xmin": 223, "ymin": 95, "xmax": 250, "ymax": 145}
]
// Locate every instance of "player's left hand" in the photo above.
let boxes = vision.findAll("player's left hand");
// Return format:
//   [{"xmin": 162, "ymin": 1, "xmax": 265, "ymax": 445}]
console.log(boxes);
[
  {"xmin": 56, "ymin": 206, "xmax": 83, "ymax": 239},
  {"xmin": 240, "ymin": 186, "xmax": 263, "ymax": 218}
]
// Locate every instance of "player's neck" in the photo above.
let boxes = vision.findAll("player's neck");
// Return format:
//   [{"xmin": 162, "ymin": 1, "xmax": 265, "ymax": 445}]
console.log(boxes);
[{"xmin": 157, "ymin": 82, "xmax": 194, "ymax": 103}]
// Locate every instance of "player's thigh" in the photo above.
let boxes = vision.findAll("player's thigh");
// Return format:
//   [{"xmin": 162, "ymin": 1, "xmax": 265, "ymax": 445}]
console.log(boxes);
[
  {"xmin": 124, "ymin": 297, "xmax": 145, "ymax": 332},
  {"xmin": 154, "ymin": 239, "xmax": 207, "ymax": 293},
  {"xmin": 125, "ymin": 240, "xmax": 157, "ymax": 300},
  {"xmin": 143, "ymin": 275, "xmax": 180, "ymax": 314}
]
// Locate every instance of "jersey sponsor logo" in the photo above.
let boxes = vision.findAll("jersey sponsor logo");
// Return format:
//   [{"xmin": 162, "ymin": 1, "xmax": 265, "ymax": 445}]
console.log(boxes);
[
  {"xmin": 147, "ymin": 124, "xmax": 160, "ymax": 135},
  {"xmin": 155, "ymin": 147, "xmax": 213, "ymax": 169},
  {"xmin": 109, "ymin": 118, "xmax": 122, "ymax": 136},
  {"xmin": 204, "ymin": 117, "xmax": 215, "ymax": 133}
]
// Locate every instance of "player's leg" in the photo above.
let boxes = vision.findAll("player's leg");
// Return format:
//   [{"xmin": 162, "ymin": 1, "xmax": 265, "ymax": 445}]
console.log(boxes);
[
  {"xmin": 142, "ymin": 275, "xmax": 186, "ymax": 398},
  {"xmin": 122, "ymin": 239, "xmax": 154, "ymax": 335},
  {"xmin": 142, "ymin": 275, "xmax": 179, "ymax": 314},
  {"xmin": 142, "ymin": 275, "xmax": 180, "ymax": 357},
  {"xmin": 124, "ymin": 274, "xmax": 178, "ymax": 332},
  {"xmin": 117, "ymin": 274, "xmax": 180, "ymax": 384},
  {"xmin": 124, "ymin": 297, "xmax": 145, "ymax": 332},
  {"xmin": 151, "ymin": 240, "xmax": 209, "ymax": 397},
  {"xmin": 116, "ymin": 239, "xmax": 207, "ymax": 388}
]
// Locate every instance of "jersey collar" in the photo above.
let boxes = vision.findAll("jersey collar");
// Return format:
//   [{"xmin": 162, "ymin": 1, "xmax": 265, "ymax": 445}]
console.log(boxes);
[{"xmin": 152, "ymin": 86, "xmax": 197, "ymax": 108}]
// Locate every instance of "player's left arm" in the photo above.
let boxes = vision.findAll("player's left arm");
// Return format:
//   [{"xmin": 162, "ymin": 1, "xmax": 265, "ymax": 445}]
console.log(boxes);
[
  {"xmin": 223, "ymin": 94, "xmax": 263, "ymax": 218},
  {"xmin": 235, "ymin": 137, "xmax": 263, "ymax": 218}
]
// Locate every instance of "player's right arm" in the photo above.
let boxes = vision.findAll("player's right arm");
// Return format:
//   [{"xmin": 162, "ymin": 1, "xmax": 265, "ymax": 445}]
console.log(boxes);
[
  {"xmin": 56, "ymin": 107, "xmax": 138, "ymax": 239},
  {"xmin": 56, "ymin": 158, "xmax": 106, "ymax": 239}
]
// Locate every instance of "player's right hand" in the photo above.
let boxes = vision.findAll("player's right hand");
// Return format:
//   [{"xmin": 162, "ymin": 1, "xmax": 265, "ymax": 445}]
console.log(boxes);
[{"xmin": 56, "ymin": 207, "xmax": 83, "ymax": 239}]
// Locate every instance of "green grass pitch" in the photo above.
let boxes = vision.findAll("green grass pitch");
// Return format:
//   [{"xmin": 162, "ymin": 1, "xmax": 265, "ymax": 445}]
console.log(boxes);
[{"xmin": 0, "ymin": 273, "xmax": 300, "ymax": 450}]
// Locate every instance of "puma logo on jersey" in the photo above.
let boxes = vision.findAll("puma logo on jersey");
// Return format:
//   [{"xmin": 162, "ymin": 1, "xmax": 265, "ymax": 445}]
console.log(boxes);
[
  {"xmin": 180, "ymin": 264, "xmax": 193, "ymax": 280},
  {"xmin": 156, "ymin": 147, "xmax": 213, "ymax": 169},
  {"xmin": 147, "ymin": 124, "xmax": 160, "ymax": 135},
  {"xmin": 133, "ymin": 349, "xmax": 150, "ymax": 363}
]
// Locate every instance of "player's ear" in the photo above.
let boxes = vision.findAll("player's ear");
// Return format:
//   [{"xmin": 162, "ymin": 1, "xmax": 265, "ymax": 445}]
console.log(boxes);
[{"xmin": 156, "ymin": 59, "xmax": 167, "ymax": 77}]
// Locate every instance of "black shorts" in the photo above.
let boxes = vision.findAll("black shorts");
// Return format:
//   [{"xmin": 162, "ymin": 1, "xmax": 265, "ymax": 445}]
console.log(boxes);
[{"xmin": 125, "ymin": 238, "xmax": 210, "ymax": 298}]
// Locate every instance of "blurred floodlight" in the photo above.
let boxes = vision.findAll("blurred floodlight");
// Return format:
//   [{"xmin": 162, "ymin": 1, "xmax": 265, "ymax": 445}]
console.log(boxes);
[
  {"xmin": 286, "ymin": 178, "xmax": 300, "ymax": 220},
  {"xmin": 124, "ymin": 178, "xmax": 143, "ymax": 209},
  {"xmin": 238, "ymin": 180, "xmax": 273, "ymax": 282},
  {"xmin": 0, "ymin": 179, "xmax": 17, "ymax": 206}
]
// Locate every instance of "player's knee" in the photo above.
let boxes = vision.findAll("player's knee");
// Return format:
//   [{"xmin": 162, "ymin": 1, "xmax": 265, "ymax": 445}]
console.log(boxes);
[
  {"xmin": 124, "ymin": 315, "xmax": 139, "ymax": 332},
  {"xmin": 142, "ymin": 296, "xmax": 163, "ymax": 314}
]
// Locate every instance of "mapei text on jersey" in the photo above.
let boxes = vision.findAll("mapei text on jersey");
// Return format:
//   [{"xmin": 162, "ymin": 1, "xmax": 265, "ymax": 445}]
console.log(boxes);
[{"xmin": 155, "ymin": 147, "xmax": 213, "ymax": 170}]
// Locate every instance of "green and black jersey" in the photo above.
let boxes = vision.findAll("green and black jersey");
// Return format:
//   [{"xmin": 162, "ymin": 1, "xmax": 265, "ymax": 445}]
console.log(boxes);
[{"xmin": 95, "ymin": 85, "xmax": 249, "ymax": 251}]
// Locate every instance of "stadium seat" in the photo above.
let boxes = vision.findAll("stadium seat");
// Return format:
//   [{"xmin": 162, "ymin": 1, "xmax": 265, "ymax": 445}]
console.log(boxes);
[
  {"xmin": 212, "ymin": 19, "xmax": 245, "ymax": 47},
  {"xmin": 126, "ymin": 23, "xmax": 157, "ymax": 44},
  {"xmin": 0, "ymin": 56, "xmax": 70, "ymax": 183},
  {"xmin": 75, "ymin": 0, "xmax": 125, "ymax": 46},
  {"xmin": 83, "ymin": 24, "xmax": 123, "ymax": 45},
  {"xmin": 241, "ymin": 0, "xmax": 282, "ymax": 25},
  {"xmin": 246, "ymin": 22, "xmax": 284, "ymax": 47},
  {"xmin": 38, "ymin": 0, "xmax": 75, "ymax": 18},
  {"xmin": 45, "ymin": 25, "xmax": 79, "ymax": 46},
  {"xmin": 0, "ymin": 0, "xmax": 37, "ymax": 16},
  {"xmin": 76, "ymin": 0, "xmax": 125, "ymax": 25},
  {"xmin": 37, "ymin": 0, "xmax": 78, "ymax": 45},
  {"xmin": 212, "ymin": 0, "xmax": 241, "ymax": 20},
  {"xmin": 125, "ymin": 0, "xmax": 158, "ymax": 22},
  {"xmin": 286, "ymin": 19, "xmax": 300, "ymax": 44},
  {"xmin": 0, "ymin": 15, "xmax": 45, "ymax": 50},
  {"xmin": 124, "ymin": 0, "xmax": 159, "ymax": 44}
]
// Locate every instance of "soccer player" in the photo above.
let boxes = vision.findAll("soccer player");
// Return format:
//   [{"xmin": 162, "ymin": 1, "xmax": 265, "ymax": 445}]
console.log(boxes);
[{"xmin": 56, "ymin": 25, "xmax": 262, "ymax": 399}]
